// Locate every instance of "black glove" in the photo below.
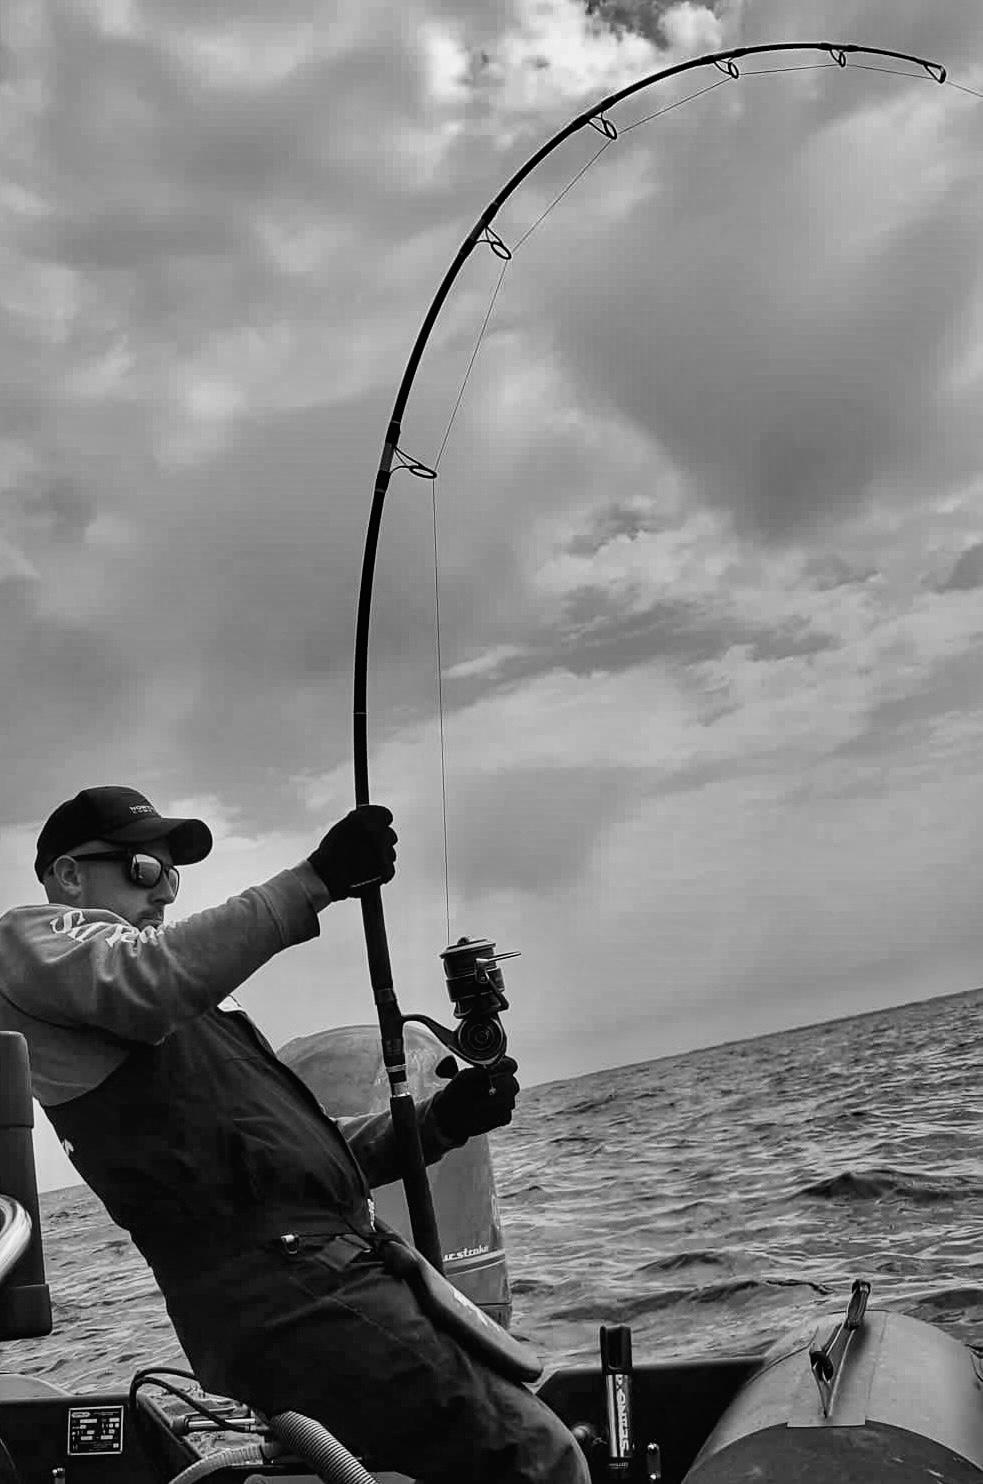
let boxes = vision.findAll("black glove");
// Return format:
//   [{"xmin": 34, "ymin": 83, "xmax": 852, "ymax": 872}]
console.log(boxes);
[
  {"xmin": 432, "ymin": 1056, "xmax": 520, "ymax": 1143},
  {"xmin": 308, "ymin": 805, "xmax": 397, "ymax": 900}
]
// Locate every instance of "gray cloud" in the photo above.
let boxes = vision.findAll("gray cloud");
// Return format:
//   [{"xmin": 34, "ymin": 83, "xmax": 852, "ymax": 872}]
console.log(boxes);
[
  {"xmin": 447, "ymin": 763, "xmax": 638, "ymax": 897},
  {"xmin": 587, "ymin": 0, "xmax": 724, "ymax": 44},
  {"xmin": 830, "ymin": 644, "xmax": 983, "ymax": 770},
  {"xmin": 544, "ymin": 594, "xmax": 830, "ymax": 675},
  {"xmin": 7, "ymin": 475, "xmax": 98, "ymax": 550},
  {"xmin": 800, "ymin": 552, "xmax": 877, "ymax": 591},
  {"xmin": 0, "ymin": 577, "xmax": 134, "ymax": 819},
  {"xmin": 565, "ymin": 499, "xmax": 674, "ymax": 556},
  {"xmin": 935, "ymin": 541, "xmax": 983, "ymax": 592},
  {"xmin": 505, "ymin": 14, "xmax": 983, "ymax": 542}
]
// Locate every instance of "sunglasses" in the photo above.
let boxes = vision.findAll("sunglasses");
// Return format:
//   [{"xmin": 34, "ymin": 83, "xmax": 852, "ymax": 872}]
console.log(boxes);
[{"xmin": 71, "ymin": 850, "xmax": 180, "ymax": 895}]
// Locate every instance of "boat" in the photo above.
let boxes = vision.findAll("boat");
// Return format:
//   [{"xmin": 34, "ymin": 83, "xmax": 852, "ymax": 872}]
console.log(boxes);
[{"xmin": 3, "ymin": 1028, "xmax": 983, "ymax": 1483}]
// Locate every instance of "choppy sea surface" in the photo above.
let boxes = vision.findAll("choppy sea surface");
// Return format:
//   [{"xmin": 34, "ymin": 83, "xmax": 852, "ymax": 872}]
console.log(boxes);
[{"xmin": 2, "ymin": 986, "xmax": 981, "ymax": 1393}]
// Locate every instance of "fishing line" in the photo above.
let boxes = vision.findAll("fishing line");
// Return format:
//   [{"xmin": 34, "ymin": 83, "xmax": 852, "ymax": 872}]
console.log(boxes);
[
  {"xmin": 426, "ymin": 262, "xmax": 511, "ymax": 940},
  {"xmin": 619, "ymin": 75, "xmax": 731, "ymax": 134},
  {"xmin": 422, "ymin": 72, "xmax": 780, "ymax": 931},
  {"xmin": 848, "ymin": 62, "xmax": 948, "ymax": 82},
  {"xmin": 431, "ymin": 484, "xmax": 451, "ymax": 945},
  {"xmin": 372, "ymin": 40, "xmax": 966, "ymax": 949},
  {"xmin": 731, "ymin": 62, "xmax": 840, "ymax": 77},
  {"xmin": 512, "ymin": 138, "xmax": 615, "ymax": 250},
  {"xmin": 941, "ymin": 80, "xmax": 983, "ymax": 101}
]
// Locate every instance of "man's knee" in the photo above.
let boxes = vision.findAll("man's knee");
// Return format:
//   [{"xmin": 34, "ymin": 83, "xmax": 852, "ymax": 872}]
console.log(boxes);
[
  {"xmin": 515, "ymin": 1397, "xmax": 591, "ymax": 1484},
  {"xmin": 546, "ymin": 1424, "xmax": 591, "ymax": 1483}
]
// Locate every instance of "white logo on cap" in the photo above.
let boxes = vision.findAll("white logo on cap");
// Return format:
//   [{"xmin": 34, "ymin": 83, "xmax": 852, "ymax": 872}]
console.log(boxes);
[{"xmin": 128, "ymin": 805, "xmax": 155, "ymax": 815}]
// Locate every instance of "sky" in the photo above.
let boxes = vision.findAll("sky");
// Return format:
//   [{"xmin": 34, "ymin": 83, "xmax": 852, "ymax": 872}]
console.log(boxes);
[{"xmin": 2, "ymin": 0, "xmax": 982, "ymax": 1192}]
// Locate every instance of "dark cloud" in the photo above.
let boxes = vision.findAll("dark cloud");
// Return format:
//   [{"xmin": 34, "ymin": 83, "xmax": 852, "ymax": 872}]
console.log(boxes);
[
  {"xmin": 554, "ymin": 593, "xmax": 833, "ymax": 672},
  {"xmin": 586, "ymin": 0, "xmax": 723, "ymax": 44},
  {"xmin": 7, "ymin": 476, "xmax": 98, "ymax": 549},
  {"xmin": 506, "ymin": 20, "xmax": 983, "ymax": 543},
  {"xmin": 439, "ymin": 584, "xmax": 836, "ymax": 711},
  {"xmin": 565, "ymin": 499, "xmax": 672, "ymax": 555},
  {"xmin": 935, "ymin": 541, "xmax": 983, "ymax": 592},
  {"xmin": 744, "ymin": 622, "xmax": 831, "ymax": 663},
  {"xmin": 800, "ymin": 552, "xmax": 877, "ymax": 591},
  {"xmin": 38, "ymin": 0, "xmax": 518, "ymax": 279},
  {"xmin": 42, "ymin": 6, "xmax": 411, "ymax": 218}
]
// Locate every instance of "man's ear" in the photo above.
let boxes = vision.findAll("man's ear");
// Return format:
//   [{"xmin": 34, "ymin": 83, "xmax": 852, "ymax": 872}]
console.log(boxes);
[{"xmin": 44, "ymin": 855, "xmax": 84, "ymax": 904}]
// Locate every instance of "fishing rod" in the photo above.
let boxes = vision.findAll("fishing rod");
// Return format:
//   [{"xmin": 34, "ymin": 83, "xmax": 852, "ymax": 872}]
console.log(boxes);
[{"xmin": 351, "ymin": 40, "xmax": 949, "ymax": 1269}]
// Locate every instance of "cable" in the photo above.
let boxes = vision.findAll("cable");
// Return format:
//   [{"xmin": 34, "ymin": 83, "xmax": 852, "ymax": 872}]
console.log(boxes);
[{"xmin": 127, "ymin": 1367, "xmax": 259, "ymax": 1436}]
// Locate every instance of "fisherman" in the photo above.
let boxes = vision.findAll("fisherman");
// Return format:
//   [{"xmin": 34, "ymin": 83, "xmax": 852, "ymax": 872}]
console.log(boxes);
[{"xmin": 0, "ymin": 786, "xmax": 588, "ymax": 1483}]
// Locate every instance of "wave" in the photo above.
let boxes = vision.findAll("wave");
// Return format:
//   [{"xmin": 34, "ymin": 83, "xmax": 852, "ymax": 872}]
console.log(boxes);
[
  {"xmin": 548, "ymin": 1287, "xmax": 692, "ymax": 1324},
  {"xmin": 94, "ymin": 1238, "xmax": 131, "ymax": 1257},
  {"xmin": 899, "ymin": 1286, "xmax": 983, "ymax": 1321},
  {"xmin": 691, "ymin": 1276, "xmax": 832, "ymax": 1303},
  {"xmin": 510, "ymin": 1276, "xmax": 558, "ymax": 1298},
  {"xmin": 635, "ymin": 1249, "xmax": 729, "ymax": 1275},
  {"xmin": 546, "ymin": 1274, "xmax": 832, "ymax": 1325},
  {"xmin": 795, "ymin": 1167, "xmax": 978, "ymax": 1203},
  {"xmin": 561, "ymin": 1092, "xmax": 620, "ymax": 1116}
]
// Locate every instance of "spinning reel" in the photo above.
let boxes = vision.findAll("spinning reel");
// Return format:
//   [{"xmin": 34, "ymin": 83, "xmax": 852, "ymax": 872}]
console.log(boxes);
[{"xmin": 403, "ymin": 936, "xmax": 519, "ymax": 1068}]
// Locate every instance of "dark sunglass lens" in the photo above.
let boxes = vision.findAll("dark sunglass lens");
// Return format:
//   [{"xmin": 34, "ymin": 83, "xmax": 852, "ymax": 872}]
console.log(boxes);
[
  {"xmin": 129, "ymin": 855, "xmax": 179, "ymax": 893},
  {"xmin": 130, "ymin": 855, "xmax": 163, "ymax": 887}
]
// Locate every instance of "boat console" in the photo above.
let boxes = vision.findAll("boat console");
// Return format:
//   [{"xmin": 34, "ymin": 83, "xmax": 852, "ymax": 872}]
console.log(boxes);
[{"xmin": 0, "ymin": 1374, "xmax": 368, "ymax": 1484}]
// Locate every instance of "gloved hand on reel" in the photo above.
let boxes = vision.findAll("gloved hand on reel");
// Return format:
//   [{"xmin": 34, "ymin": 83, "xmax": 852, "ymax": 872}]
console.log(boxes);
[
  {"xmin": 432, "ymin": 1055, "xmax": 520, "ymax": 1143},
  {"xmin": 308, "ymin": 805, "xmax": 398, "ymax": 901}
]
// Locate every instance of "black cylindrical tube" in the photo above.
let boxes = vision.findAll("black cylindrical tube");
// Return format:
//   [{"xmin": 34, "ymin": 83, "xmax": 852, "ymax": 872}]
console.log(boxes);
[
  {"xmin": 601, "ymin": 1324, "xmax": 635, "ymax": 1475},
  {"xmin": 0, "ymin": 1032, "xmax": 52, "ymax": 1339}
]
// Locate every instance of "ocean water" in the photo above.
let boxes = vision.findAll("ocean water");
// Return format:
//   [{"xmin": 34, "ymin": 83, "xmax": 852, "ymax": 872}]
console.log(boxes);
[{"xmin": 2, "ymin": 986, "xmax": 981, "ymax": 1394}]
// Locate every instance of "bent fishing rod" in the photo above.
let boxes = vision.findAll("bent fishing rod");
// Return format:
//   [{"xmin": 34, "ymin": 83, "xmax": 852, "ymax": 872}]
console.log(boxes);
[{"xmin": 350, "ymin": 40, "xmax": 949, "ymax": 1268}]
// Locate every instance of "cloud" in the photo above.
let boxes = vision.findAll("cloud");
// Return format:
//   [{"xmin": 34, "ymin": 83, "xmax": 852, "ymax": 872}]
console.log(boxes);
[
  {"xmin": 520, "ymin": 63, "xmax": 981, "ymax": 541},
  {"xmin": 935, "ymin": 541, "xmax": 983, "ymax": 592}
]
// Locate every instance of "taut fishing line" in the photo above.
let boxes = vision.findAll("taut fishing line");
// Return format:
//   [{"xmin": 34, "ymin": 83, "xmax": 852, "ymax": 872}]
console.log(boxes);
[{"xmin": 406, "ymin": 45, "xmax": 969, "ymax": 941}]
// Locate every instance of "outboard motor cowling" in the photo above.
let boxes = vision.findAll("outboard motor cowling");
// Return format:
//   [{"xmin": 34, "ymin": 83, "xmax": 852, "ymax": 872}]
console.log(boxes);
[{"xmin": 279, "ymin": 1022, "xmax": 513, "ymax": 1327}]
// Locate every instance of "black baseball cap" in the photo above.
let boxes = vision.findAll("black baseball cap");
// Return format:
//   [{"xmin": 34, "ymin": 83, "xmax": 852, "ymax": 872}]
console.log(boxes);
[{"xmin": 35, "ymin": 786, "xmax": 213, "ymax": 882}]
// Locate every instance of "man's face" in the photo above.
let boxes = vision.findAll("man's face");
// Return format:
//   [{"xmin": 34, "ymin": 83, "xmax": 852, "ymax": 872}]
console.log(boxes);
[{"xmin": 67, "ymin": 836, "xmax": 178, "ymax": 929}]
